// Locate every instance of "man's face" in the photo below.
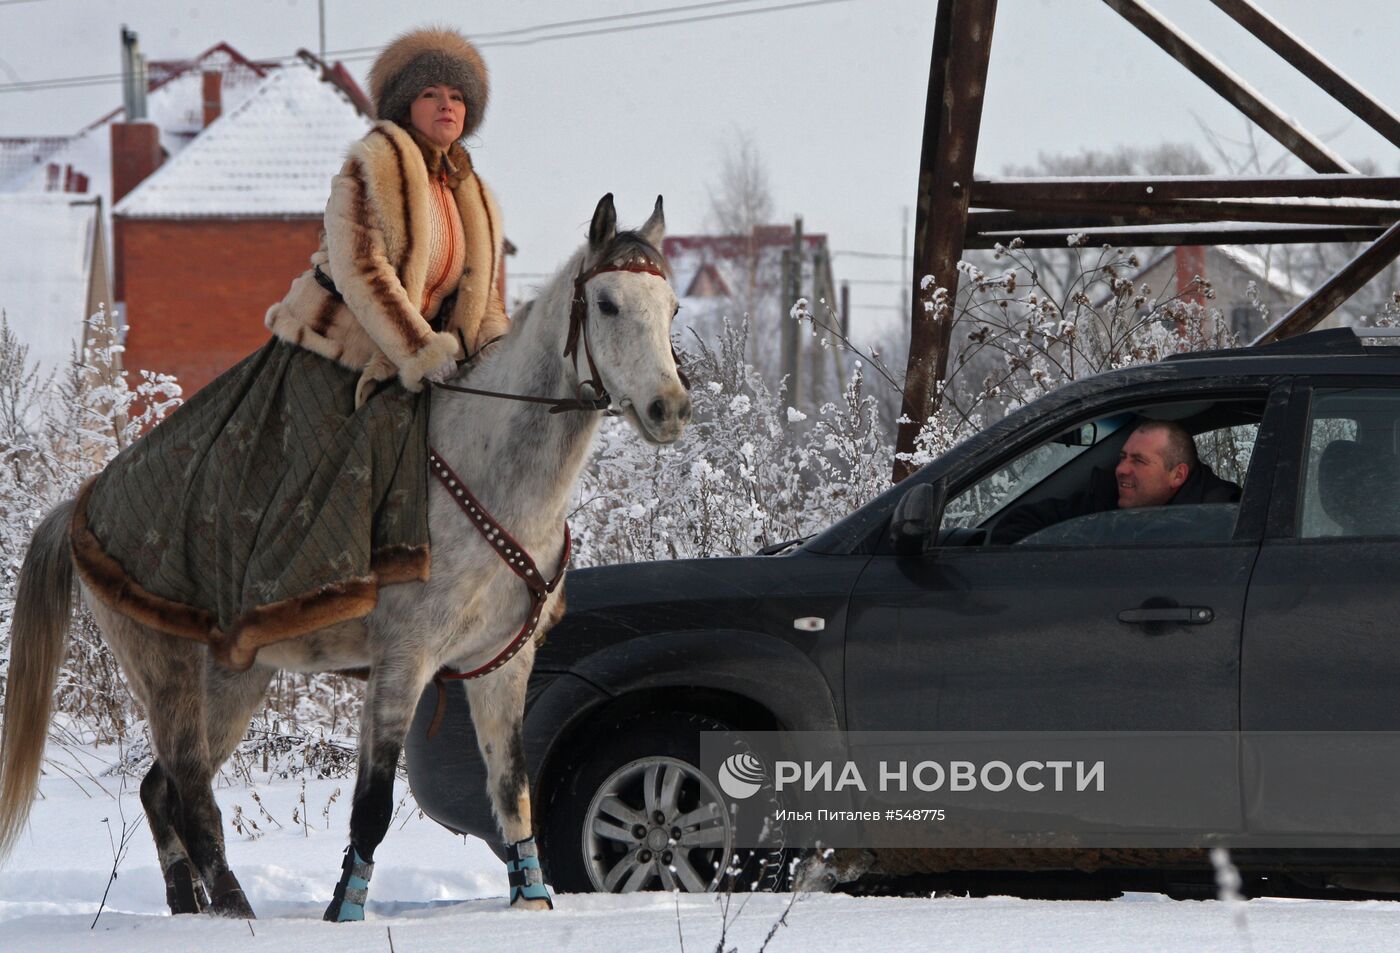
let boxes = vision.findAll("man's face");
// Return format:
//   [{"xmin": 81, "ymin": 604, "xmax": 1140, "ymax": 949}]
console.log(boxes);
[{"xmin": 1115, "ymin": 428, "xmax": 1189, "ymax": 508}]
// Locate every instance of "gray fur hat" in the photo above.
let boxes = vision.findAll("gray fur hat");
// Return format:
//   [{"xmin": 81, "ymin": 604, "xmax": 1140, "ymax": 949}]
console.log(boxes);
[{"xmin": 368, "ymin": 27, "xmax": 489, "ymax": 139}]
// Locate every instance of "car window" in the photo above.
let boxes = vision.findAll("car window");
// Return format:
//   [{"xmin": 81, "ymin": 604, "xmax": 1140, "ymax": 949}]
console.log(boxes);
[
  {"xmin": 1194, "ymin": 424, "xmax": 1255, "ymax": 489},
  {"xmin": 1299, "ymin": 388, "xmax": 1400, "ymax": 538},
  {"xmin": 940, "ymin": 415, "xmax": 1128, "ymax": 530},
  {"xmin": 941, "ymin": 401, "xmax": 1261, "ymax": 548}
]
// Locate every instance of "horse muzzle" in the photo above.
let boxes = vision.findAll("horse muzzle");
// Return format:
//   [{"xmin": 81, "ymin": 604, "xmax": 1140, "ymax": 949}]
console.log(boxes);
[{"xmin": 627, "ymin": 388, "xmax": 691, "ymax": 444}]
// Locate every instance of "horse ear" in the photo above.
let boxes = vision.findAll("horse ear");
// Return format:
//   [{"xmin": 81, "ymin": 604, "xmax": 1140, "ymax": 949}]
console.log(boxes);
[
  {"xmin": 589, "ymin": 193, "xmax": 617, "ymax": 251},
  {"xmin": 639, "ymin": 195, "xmax": 665, "ymax": 248}
]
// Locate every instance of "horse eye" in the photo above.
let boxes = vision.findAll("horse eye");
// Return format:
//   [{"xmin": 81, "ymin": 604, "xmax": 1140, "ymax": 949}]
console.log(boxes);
[{"xmin": 597, "ymin": 297, "xmax": 619, "ymax": 316}]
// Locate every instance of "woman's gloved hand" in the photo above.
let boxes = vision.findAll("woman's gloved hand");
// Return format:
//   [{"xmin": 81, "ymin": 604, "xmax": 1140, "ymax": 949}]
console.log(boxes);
[{"xmin": 398, "ymin": 331, "xmax": 462, "ymax": 392}]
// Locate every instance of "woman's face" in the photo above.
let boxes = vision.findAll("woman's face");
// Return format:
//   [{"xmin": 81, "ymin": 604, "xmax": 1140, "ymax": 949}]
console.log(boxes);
[{"xmin": 409, "ymin": 84, "xmax": 466, "ymax": 149}]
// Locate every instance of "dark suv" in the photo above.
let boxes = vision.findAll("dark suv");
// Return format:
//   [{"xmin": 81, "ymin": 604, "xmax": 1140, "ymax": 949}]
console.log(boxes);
[{"xmin": 406, "ymin": 327, "xmax": 1400, "ymax": 896}]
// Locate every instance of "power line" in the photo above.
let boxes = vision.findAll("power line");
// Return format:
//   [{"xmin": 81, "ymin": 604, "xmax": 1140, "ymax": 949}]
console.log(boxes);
[
  {"xmin": 329, "ymin": 0, "xmax": 818, "ymax": 54},
  {"xmin": 831, "ymin": 249, "xmax": 906, "ymax": 260},
  {"xmin": 0, "ymin": 0, "xmax": 855, "ymax": 94}
]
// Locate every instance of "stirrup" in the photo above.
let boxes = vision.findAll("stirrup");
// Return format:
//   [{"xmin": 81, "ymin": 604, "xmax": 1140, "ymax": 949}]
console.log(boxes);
[
  {"xmin": 506, "ymin": 836, "xmax": 553, "ymax": 908},
  {"xmin": 324, "ymin": 846, "xmax": 374, "ymax": 922}
]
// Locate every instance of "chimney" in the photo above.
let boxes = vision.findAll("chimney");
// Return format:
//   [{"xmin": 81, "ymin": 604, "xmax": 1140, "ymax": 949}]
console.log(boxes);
[
  {"xmin": 202, "ymin": 70, "xmax": 222, "ymax": 128},
  {"xmin": 1174, "ymin": 245, "xmax": 1207, "ymax": 307},
  {"xmin": 111, "ymin": 26, "xmax": 162, "ymax": 206}
]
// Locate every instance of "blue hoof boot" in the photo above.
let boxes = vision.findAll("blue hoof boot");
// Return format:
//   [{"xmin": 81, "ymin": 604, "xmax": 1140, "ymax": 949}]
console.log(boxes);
[
  {"xmin": 324, "ymin": 846, "xmax": 373, "ymax": 922},
  {"xmin": 506, "ymin": 837, "xmax": 553, "ymax": 909}
]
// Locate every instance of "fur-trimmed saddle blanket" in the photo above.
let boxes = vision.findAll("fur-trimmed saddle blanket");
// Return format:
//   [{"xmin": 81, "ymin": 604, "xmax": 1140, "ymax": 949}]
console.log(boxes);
[{"xmin": 71, "ymin": 339, "xmax": 432, "ymax": 670}]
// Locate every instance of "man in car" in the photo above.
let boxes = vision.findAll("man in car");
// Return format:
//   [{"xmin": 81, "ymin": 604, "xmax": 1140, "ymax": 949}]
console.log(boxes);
[{"xmin": 990, "ymin": 420, "xmax": 1241, "ymax": 544}]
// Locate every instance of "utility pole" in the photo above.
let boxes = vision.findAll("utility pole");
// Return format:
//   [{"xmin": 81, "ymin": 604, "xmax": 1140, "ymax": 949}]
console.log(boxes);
[
  {"xmin": 900, "ymin": 205, "xmax": 910, "ymax": 324},
  {"xmin": 318, "ymin": 0, "xmax": 327, "ymax": 60},
  {"xmin": 781, "ymin": 216, "xmax": 804, "ymax": 408}
]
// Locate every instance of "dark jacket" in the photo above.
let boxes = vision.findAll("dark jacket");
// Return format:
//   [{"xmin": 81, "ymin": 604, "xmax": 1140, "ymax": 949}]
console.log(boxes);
[{"xmin": 990, "ymin": 460, "xmax": 1241, "ymax": 544}]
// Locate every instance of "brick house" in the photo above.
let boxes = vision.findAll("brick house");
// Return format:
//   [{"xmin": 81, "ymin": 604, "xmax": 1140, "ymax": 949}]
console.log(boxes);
[
  {"xmin": 1130, "ymin": 245, "xmax": 1309, "ymax": 342},
  {"xmin": 662, "ymin": 223, "xmax": 843, "ymax": 409},
  {"xmin": 112, "ymin": 61, "xmax": 373, "ymax": 394}
]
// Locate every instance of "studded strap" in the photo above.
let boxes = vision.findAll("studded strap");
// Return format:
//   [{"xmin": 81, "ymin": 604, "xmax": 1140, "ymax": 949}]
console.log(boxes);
[{"xmin": 429, "ymin": 449, "xmax": 570, "ymax": 681}]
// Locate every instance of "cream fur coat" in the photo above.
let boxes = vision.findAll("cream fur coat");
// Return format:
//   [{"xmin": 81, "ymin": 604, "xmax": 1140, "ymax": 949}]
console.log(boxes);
[{"xmin": 265, "ymin": 120, "xmax": 509, "ymax": 405}]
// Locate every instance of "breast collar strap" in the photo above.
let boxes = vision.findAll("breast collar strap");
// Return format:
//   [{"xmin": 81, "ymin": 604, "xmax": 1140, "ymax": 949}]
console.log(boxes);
[{"xmin": 428, "ymin": 449, "xmax": 570, "ymax": 683}]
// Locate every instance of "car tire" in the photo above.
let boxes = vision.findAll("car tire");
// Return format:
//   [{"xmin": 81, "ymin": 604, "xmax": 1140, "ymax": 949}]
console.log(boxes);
[{"xmin": 541, "ymin": 710, "xmax": 791, "ymax": 894}]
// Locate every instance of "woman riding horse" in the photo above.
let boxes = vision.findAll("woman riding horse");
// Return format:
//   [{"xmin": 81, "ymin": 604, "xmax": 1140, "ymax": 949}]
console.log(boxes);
[
  {"xmin": 72, "ymin": 28, "xmax": 506, "ymax": 677},
  {"xmin": 57, "ymin": 27, "xmax": 548, "ymax": 917}
]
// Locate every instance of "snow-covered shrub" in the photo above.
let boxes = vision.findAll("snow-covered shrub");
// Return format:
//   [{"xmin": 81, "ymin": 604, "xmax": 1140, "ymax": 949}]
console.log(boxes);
[
  {"xmin": 896, "ymin": 241, "xmax": 1246, "ymax": 472},
  {"xmin": 570, "ymin": 316, "xmax": 889, "ymax": 565},
  {"xmin": 0, "ymin": 309, "xmax": 180, "ymax": 743}
]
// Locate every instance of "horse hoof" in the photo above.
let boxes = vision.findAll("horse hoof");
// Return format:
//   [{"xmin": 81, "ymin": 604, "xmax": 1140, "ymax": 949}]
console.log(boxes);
[
  {"xmin": 511, "ymin": 896, "xmax": 552, "ymax": 912},
  {"xmin": 208, "ymin": 871, "xmax": 256, "ymax": 919},
  {"xmin": 162, "ymin": 859, "xmax": 209, "ymax": 915}
]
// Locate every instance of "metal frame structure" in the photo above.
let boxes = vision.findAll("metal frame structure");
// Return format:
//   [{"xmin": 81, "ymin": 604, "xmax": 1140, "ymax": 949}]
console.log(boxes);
[{"xmin": 895, "ymin": 0, "xmax": 1400, "ymax": 479}]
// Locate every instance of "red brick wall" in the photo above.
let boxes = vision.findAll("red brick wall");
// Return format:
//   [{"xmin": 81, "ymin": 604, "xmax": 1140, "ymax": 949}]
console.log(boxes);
[{"xmin": 118, "ymin": 217, "xmax": 322, "ymax": 396}]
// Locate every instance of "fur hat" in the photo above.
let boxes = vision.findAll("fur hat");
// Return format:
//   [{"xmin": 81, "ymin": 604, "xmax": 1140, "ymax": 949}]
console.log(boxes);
[{"xmin": 368, "ymin": 27, "xmax": 489, "ymax": 139}]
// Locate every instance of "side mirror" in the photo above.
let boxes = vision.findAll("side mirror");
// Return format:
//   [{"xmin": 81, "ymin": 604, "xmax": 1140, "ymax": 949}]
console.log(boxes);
[{"xmin": 889, "ymin": 478, "xmax": 947, "ymax": 558}]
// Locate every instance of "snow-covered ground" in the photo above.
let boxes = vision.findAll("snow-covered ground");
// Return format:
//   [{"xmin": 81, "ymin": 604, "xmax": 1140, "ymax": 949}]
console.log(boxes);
[{"xmin": 4, "ymin": 760, "xmax": 1400, "ymax": 952}]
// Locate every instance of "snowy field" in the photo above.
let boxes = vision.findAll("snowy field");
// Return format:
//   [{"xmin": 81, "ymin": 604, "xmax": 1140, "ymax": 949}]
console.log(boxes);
[{"xmin": 3, "ymin": 758, "xmax": 1400, "ymax": 952}]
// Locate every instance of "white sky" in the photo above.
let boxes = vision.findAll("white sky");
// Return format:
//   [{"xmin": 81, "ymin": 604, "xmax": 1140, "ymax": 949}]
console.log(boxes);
[{"xmin": 2, "ymin": 0, "xmax": 1398, "ymax": 340}]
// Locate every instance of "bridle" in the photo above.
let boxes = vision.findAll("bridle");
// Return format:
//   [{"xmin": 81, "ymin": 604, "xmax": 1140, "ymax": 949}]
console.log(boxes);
[
  {"xmin": 429, "ymin": 253, "xmax": 687, "ymax": 413},
  {"xmin": 421, "ymin": 253, "xmax": 686, "ymax": 699}
]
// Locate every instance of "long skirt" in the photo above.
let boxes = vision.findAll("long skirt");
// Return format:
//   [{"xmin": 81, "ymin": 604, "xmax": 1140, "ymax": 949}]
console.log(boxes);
[{"xmin": 71, "ymin": 339, "xmax": 431, "ymax": 670}]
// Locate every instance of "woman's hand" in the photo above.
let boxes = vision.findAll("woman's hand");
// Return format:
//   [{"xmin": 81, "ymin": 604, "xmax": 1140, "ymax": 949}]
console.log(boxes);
[
  {"xmin": 397, "ymin": 331, "xmax": 463, "ymax": 392},
  {"xmin": 424, "ymin": 357, "xmax": 459, "ymax": 384}
]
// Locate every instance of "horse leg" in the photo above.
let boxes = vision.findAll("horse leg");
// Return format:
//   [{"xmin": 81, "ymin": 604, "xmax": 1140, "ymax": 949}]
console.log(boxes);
[
  {"xmin": 139, "ymin": 761, "xmax": 206, "ymax": 914},
  {"xmin": 324, "ymin": 656, "xmax": 432, "ymax": 922},
  {"xmin": 136, "ymin": 661, "xmax": 272, "ymax": 916},
  {"xmin": 84, "ymin": 595, "xmax": 252, "ymax": 916},
  {"xmin": 466, "ymin": 652, "xmax": 552, "ymax": 910}
]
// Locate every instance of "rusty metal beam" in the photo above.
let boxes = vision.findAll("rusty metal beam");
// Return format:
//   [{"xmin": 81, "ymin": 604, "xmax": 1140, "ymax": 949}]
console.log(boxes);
[
  {"xmin": 974, "ymin": 176, "xmax": 1400, "ymax": 205},
  {"xmin": 1252, "ymin": 221, "xmax": 1400, "ymax": 344},
  {"xmin": 1209, "ymin": 0, "xmax": 1400, "ymax": 150},
  {"xmin": 969, "ymin": 199, "xmax": 1400, "ymax": 232},
  {"xmin": 1101, "ymin": 0, "xmax": 1357, "ymax": 174},
  {"xmin": 968, "ymin": 224, "xmax": 1384, "ymax": 249},
  {"xmin": 896, "ymin": 0, "xmax": 997, "ymax": 483}
]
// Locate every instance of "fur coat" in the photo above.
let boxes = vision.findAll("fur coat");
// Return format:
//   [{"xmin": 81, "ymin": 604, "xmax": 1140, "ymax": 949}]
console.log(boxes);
[{"xmin": 265, "ymin": 120, "xmax": 509, "ymax": 405}]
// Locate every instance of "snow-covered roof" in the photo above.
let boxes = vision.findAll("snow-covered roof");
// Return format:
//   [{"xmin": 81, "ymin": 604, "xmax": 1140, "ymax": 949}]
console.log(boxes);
[
  {"xmin": 2, "ymin": 53, "xmax": 276, "ymax": 219},
  {"xmin": 0, "ymin": 137, "xmax": 68, "ymax": 190},
  {"xmin": 115, "ymin": 63, "xmax": 371, "ymax": 219},
  {"xmin": 664, "ymin": 229, "xmax": 830, "ymax": 307},
  {"xmin": 0, "ymin": 193, "xmax": 102, "ymax": 380},
  {"xmin": 1215, "ymin": 244, "xmax": 1312, "ymax": 301}
]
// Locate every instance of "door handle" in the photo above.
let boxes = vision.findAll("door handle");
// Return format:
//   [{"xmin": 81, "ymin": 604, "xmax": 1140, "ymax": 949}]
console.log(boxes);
[{"xmin": 1117, "ymin": 606, "xmax": 1214, "ymax": 625}]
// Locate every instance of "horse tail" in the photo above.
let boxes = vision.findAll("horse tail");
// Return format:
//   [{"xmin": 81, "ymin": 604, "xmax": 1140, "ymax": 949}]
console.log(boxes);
[{"xmin": 0, "ymin": 499, "xmax": 77, "ymax": 862}]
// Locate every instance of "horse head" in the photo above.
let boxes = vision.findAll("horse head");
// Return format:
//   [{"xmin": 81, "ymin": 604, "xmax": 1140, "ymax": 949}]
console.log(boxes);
[{"xmin": 569, "ymin": 193, "xmax": 691, "ymax": 445}]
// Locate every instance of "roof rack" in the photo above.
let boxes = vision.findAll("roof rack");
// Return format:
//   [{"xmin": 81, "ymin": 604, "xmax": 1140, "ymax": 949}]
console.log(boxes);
[{"xmin": 1164, "ymin": 327, "xmax": 1400, "ymax": 362}]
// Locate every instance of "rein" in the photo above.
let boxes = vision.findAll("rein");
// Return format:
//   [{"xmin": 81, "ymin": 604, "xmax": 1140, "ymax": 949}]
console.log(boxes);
[
  {"xmin": 415, "ymin": 254, "xmax": 679, "ymax": 735},
  {"xmin": 429, "ymin": 256, "xmax": 675, "ymax": 414}
]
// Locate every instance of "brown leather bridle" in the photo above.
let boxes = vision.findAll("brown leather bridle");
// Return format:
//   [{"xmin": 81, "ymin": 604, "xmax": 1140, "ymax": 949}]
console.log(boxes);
[
  {"xmin": 420, "ymin": 253, "xmax": 687, "ymax": 717},
  {"xmin": 430, "ymin": 254, "xmax": 687, "ymax": 413}
]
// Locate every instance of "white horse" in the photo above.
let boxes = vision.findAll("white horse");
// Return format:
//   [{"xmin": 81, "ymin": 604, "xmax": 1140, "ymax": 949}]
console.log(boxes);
[{"xmin": 0, "ymin": 194, "xmax": 689, "ymax": 919}]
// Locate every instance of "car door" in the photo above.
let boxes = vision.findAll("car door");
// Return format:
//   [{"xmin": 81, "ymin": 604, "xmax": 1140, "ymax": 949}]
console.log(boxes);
[
  {"xmin": 1241, "ymin": 381, "xmax": 1400, "ymax": 842},
  {"xmin": 843, "ymin": 385, "xmax": 1290, "ymax": 839}
]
